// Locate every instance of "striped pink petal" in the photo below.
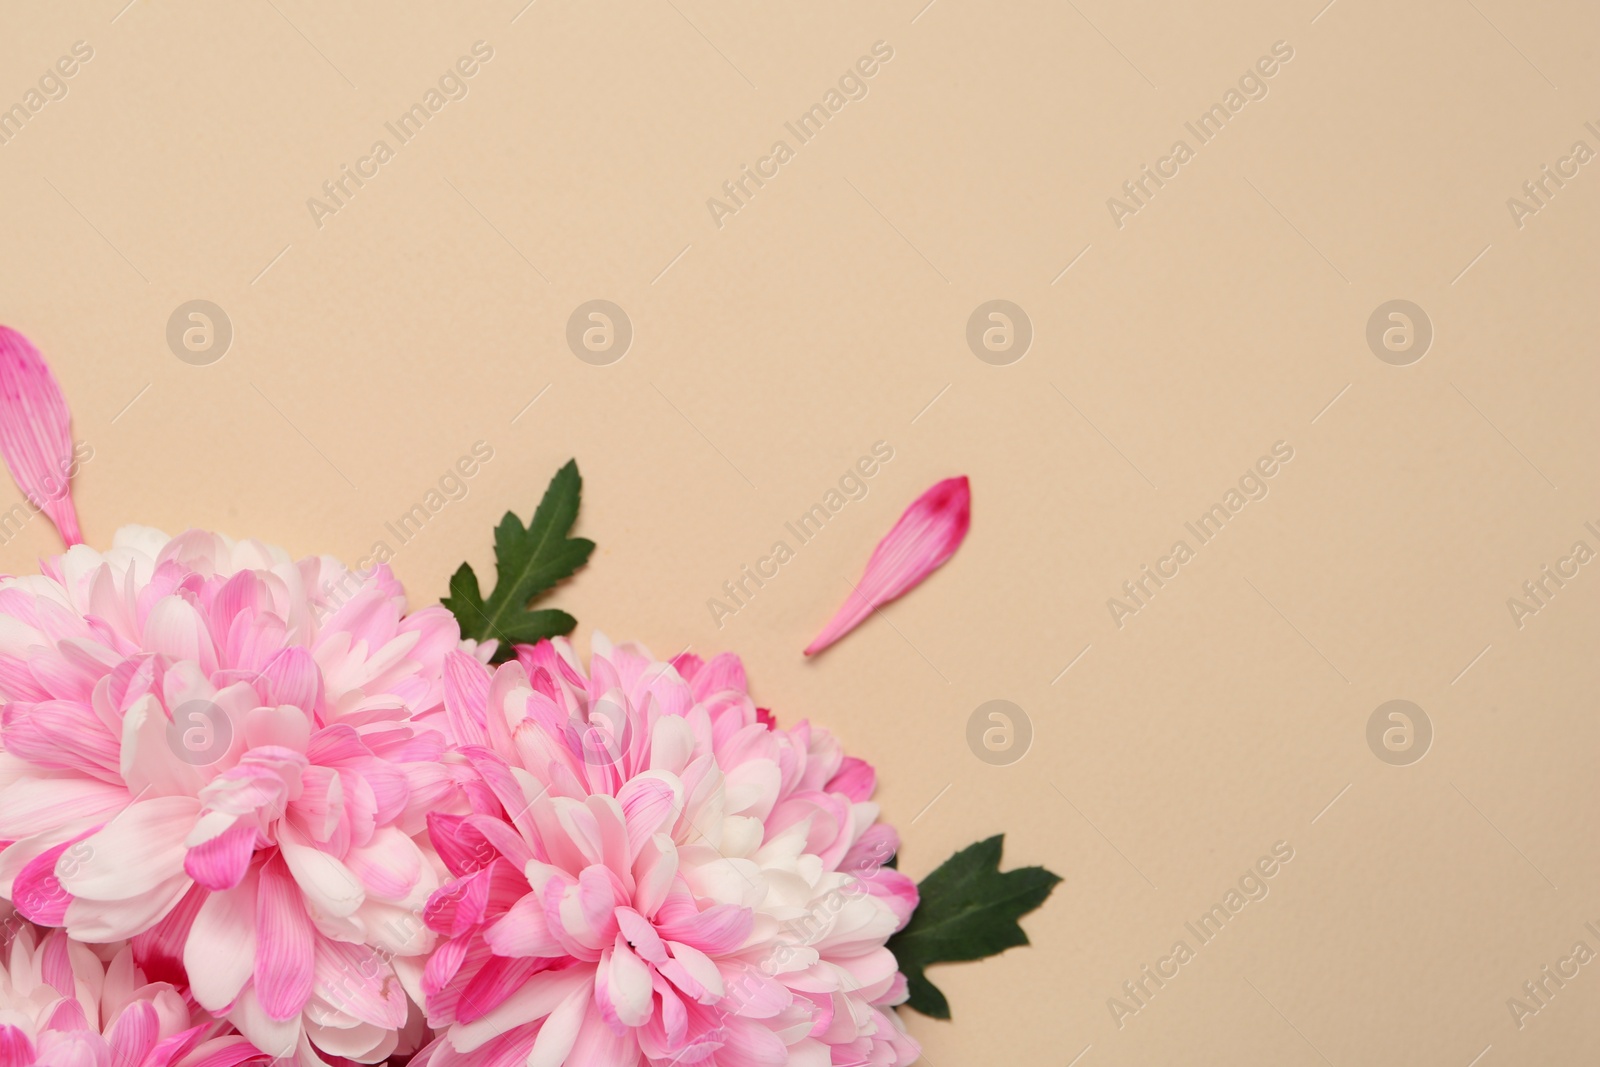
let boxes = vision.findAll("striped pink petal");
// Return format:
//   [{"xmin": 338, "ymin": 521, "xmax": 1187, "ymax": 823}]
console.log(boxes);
[
  {"xmin": 0, "ymin": 1027, "xmax": 34, "ymax": 1067},
  {"xmin": 255, "ymin": 854, "xmax": 315, "ymax": 1021},
  {"xmin": 804, "ymin": 475, "xmax": 970, "ymax": 655},
  {"xmin": 0, "ymin": 327, "xmax": 82, "ymax": 546}
]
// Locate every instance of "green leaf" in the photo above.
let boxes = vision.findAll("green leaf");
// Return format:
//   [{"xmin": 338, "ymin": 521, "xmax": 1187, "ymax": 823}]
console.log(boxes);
[
  {"xmin": 443, "ymin": 460, "xmax": 594, "ymax": 662},
  {"xmin": 887, "ymin": 835, "xmax": 1060, "ymax": 1019}
]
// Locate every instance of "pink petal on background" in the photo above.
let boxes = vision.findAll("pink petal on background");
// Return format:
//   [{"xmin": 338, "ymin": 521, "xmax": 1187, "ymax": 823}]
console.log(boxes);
[
  {"xmin": 0, "ymin": 327, "xmax": 83, "ymax": 546},
  {"xmin": 803, "ymin": 475, "xmax": 970, "ymax": 656}
]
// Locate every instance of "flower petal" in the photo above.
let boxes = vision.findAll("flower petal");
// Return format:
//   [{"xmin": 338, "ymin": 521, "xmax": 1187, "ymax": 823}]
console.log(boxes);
[
  {"xmin": 277, "ymin": 822, "xmax": 364, "ymax": 918},
  {"xmin": 655, "ymin": 903, "xmax": 752, "ymax": 956},
  {"xmin": 442, "ymin": 649, "xmax": 490, "ymax": 748},
  {"xmin": 186, "ymin": 867, "xmax": 259, "ymax": 1012},
  {"xmin": 0, "ymin": 327, "xmax": 82, "ymax": 546},
  {"xmin": 13, "ymin": 832, "xmax": 92, "ymax": 924},
  {"xmin": 803, "ymin": 475, "xmax": 970, "ymax": 655},
  {"xmin": 171, "ymin": 1037, "xmax": 268, "ymax": 1067},
  {"xmin": 224, "ymin": 985, "xmax": 299, "ymax": 1061},
  {"xmin": 447, "ymin": 967, "xmax": 587, "ymax": 1055},
  {"xmin": 105, "ymin": 998, "xmax": 159, "ymax": 1067},
  {"xmin": 482, "ymin": 892, "xmax": 561, "ymax": 959},
  {"xmin": 524, "ymin": 977, "xmax": 590, "ymax": 1067},
  {"xmin": 312, "ymin": 940, "xmax": 408, "ymax": 1029},
  {"xmin": 0, "ymin": 1026, "xmax": 35, "ymax": 1067},
  {"xmin": 255, "ymin": 854, "xmax": 315, "ymax": 1021},
  {"xmin": 63, "ymin": 873, "xmax": 192, "ymax": 941},
  {"xmin": 596, "ymin": 936, "xmax": 653, "ymax": 1028},
  {"xmin": 56, "ymin": 795, "xmax": 199, "ymax": 900},
  {"xmin": 183, "ymin": 818, "xmax": 257, "ymax": 891}
]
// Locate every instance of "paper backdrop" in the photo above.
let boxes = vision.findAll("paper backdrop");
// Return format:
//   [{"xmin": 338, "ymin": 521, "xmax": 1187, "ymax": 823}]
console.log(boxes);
[{"xmin": 2, "ymin": 1, "xmax": 1598, "ymax": 1062}]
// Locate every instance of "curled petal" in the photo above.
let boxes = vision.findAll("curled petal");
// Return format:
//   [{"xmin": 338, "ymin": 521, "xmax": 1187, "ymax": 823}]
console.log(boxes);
[
  {"xmin": 0, "ymin": 327, "xmax": 82, "ymax": 546},
  {"xmin": 804, "ymin": 476, "xmax": 970, "ymax": 655}
]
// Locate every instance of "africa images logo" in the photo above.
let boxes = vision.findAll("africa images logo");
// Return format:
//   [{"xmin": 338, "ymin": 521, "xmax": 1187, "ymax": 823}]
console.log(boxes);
[
  {"xmin": 0, "ymin": 40, "xmax": 93, "ymax": 148},
  {"xmin": 305, "ymin": 41, "xmax": 495, "ymax": 229},
  {"xmin": 1106, "ymin": 441, "xmax": 1295, "ymax": 628},
  {"xmin": 1104, "ymin": 40, "xmax": 1295, "ymax": 229},
  {"xmin": 1107, "ymin": 841, "xmax": 1296, "ymax": 1028}
]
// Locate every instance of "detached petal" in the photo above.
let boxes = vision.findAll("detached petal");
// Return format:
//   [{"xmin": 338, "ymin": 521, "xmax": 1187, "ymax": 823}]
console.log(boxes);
[
  {"xmin": 804, "ymin": 475, "xmax": 970, "ymax": 655},
  {"xmin": 0, "ymin": 327, "xmax": 82, "ymax": 546}
]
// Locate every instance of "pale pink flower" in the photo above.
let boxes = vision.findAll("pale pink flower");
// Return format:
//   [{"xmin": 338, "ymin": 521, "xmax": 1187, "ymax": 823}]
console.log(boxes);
[
  {"xmin": 805, "ymin": 476, "xmax": 970, "ymax": 656},
  {"xmin": 414, "ymin": 636, "xmax": 920, "ymax": 1067},
  {"xmin": 0, "ymin": 920, "xmax": 269, "ymax": 1067},
  {"xmin": 0, "ymin": 527, "xmax": 473, "ymax": 1064}
]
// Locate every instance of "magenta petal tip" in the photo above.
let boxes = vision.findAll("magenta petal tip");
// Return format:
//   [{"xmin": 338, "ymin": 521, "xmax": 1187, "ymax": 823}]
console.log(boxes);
[
  {"xmin": 804, "ymin": 475, "xmax": 970, "ymax": 656},
  {"xmin": 0, "ymin": 327, "xmax": 83, "ymax": 547}
]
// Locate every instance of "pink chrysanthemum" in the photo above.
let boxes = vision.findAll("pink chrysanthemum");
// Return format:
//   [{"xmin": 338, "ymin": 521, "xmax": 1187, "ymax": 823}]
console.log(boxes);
[
  {"xmin": 0, "ymin": 526, "xmax": 476, "ymax": 1064},
  {"xmin": 0, "ymin": 919, "xmax": 268, "ymax": 1067},
  {"xmin": 414, "ymin": 635, "xmax": 920, "ymax": 1067}
]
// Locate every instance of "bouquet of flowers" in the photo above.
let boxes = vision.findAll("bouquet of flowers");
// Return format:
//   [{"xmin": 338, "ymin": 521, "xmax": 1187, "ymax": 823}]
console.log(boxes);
[{"xmin": 0, "ymin": 327, "xmax": 1056, "ymax": 1066}]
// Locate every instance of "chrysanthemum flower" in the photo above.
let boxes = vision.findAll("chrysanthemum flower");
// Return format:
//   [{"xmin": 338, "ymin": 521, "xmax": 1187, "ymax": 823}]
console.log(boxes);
[
  {"xmin": 0, "ymin": 329, "xmax": 968, "ymax": 1067},
  {"xmin": 0, "ymin": 919, "xmax": 269, "ymax": 1067},
  {"xmin": 0, "ymin": 526, "xmax": 473, "ymax": 1064},
  {"xmin": 414, "ymin": 635, "xmax": 920, "ymax": 1067}
]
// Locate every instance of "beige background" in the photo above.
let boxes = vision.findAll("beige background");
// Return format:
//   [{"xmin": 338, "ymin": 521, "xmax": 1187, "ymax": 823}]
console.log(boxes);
[{"xmin": 3, "ymin": 0, "xmax": 1599, "ymax": 1063}]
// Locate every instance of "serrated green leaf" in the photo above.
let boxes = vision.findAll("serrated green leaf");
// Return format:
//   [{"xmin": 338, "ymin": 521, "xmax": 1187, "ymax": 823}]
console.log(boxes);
[
  {"xmin": 443, "ymin": 460, "xmax": 594, "ymax": 662},
  {"xmin": 887, "ymin": 834, "xmax": 1060, "ymax": 1019}
]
